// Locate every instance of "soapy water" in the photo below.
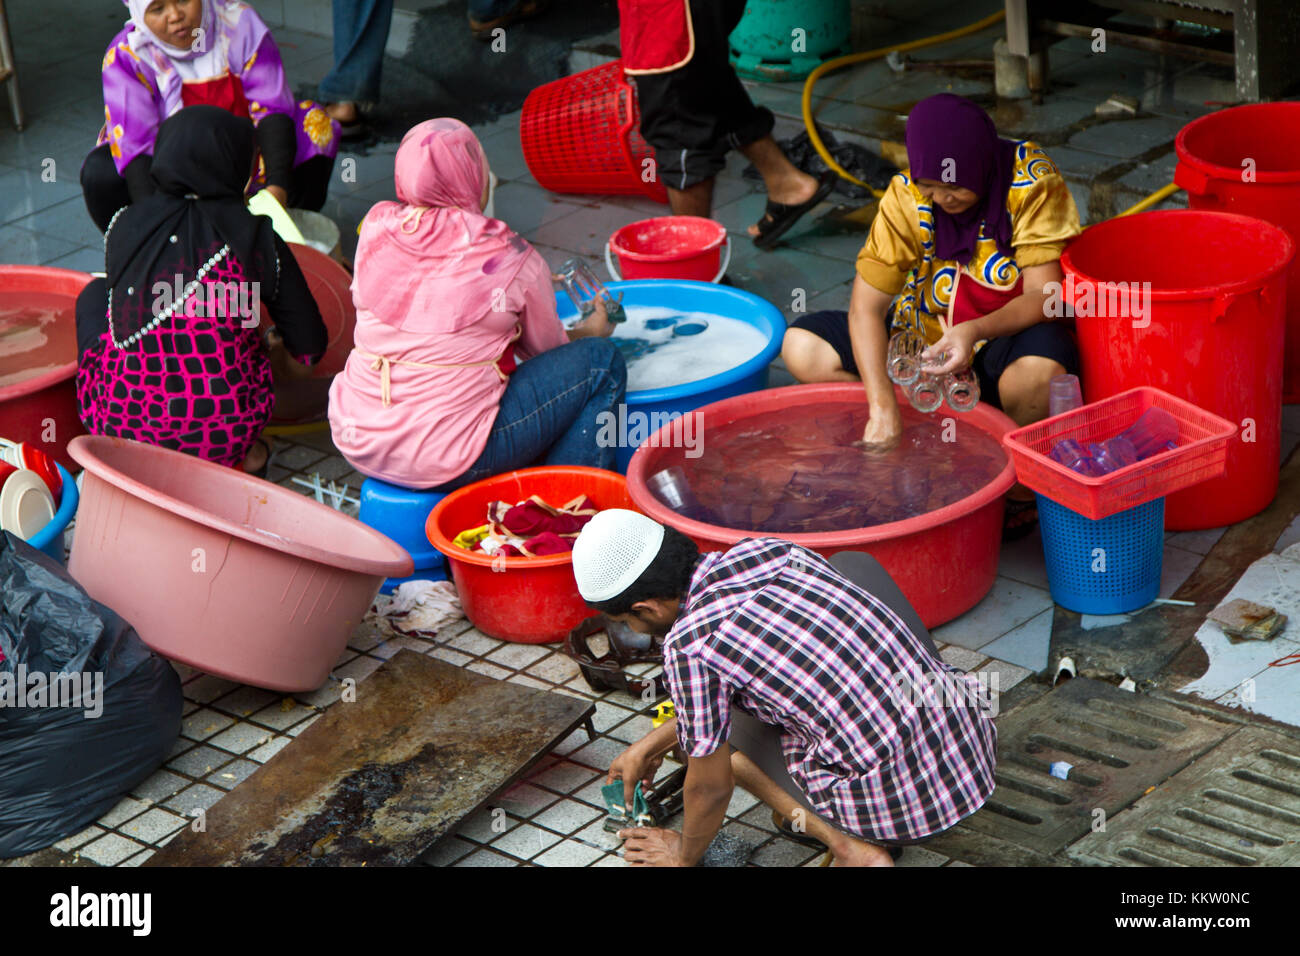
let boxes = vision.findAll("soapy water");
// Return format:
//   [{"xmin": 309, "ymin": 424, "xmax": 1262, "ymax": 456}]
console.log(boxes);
[
  {"xmin": 568, "ymin": 306, "xmax": 769, "ymax": 392},
  {"xmin": 649, "ymin": 401, "xmax": 1008, "ymax": 533},
  {"xmin": 0, "ymin": 293, "xmax": 76, "ymax": 389}
]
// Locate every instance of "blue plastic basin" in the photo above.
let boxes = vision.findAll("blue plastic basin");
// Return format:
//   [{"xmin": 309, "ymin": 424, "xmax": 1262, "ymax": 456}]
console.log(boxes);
[
  {"xmin": 554, "ymin": 279, "xmax": 785, "ymax": 472},
  {"xmin": 24, "ymin": 462, "xmax": 78, "ymax": 564}
]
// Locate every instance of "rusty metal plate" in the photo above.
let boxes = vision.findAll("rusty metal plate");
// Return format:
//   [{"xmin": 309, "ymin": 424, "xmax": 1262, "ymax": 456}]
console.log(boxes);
[
  {"xmin": 956, "ymin": 677, "xmax": 1234, "ymax": 857},
  {"xmin": 147, "ymin": 650, "xmax": 594, "ymax": 867},
  {"xmin": 1068, "ymin": 726, "xmax": 1300, "ymax": 866}
]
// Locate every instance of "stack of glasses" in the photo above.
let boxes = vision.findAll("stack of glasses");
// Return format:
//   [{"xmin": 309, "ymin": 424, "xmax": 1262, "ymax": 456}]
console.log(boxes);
[
  {"xmin": 1048, "ymin": 407, "xmax": 1179, "ymax": 476},
  {"xmin": 886, "ymin": 327, "xmax": 980, "ymax": 413}
]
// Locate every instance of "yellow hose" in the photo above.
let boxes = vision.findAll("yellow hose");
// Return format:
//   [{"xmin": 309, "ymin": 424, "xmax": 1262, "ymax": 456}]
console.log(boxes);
[
  {"xmin": 800, "ymin": 9, "xmax": 1008, "ymax": 196},
  {"xmin": 1116, "ymin": 181, "xmax": 1180, "ymax": 216},
  {"xmin": 799, "ymin": 8, "xmax": 1182, "ymax": 214}
]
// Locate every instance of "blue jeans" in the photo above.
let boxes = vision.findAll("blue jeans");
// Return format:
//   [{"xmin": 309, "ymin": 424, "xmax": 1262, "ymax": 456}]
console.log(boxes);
[
  {"xmin": 318, "ymin": 0, "xmax": 395, "ymax": 104},
  {"xmin": 434, "ymin": 338, "xmax": 627, "ymax": 491}
]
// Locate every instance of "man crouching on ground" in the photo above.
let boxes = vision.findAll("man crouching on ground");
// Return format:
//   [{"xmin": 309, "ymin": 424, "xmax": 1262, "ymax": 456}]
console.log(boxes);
[{"xmin": 570, "ymin": 509, "xmax": 999, "ymax": 867}]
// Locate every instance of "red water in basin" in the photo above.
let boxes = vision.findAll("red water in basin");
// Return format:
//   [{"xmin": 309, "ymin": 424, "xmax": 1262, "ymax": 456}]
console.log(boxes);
[
  {"xmin": 627, "ymin": 383, "xmax": 1018, "ymax": 629},
  {"xmin": 0, "ymin": 266, "xmax": 92, "ymax": 470},
  {"xmin": 656, "ymin": 401, "xmax": 1008, "ymax": 533}
]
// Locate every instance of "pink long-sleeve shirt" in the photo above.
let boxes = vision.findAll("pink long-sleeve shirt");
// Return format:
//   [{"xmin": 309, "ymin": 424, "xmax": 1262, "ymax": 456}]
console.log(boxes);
[{"xmin": 328, "ymin": 247, "xmax": 569, "ymax": 488}]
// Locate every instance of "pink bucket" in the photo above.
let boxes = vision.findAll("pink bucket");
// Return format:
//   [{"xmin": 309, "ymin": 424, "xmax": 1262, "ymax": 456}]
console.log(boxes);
[{"xmin": 605, "ymin": 215, "xmax": 730, "ymax": 283}]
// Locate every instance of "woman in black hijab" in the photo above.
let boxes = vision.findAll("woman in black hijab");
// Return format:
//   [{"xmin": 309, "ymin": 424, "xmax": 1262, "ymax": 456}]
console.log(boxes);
[{"xmin": 76, "ymin": 106, "xmax": 327, "ymax": 475}]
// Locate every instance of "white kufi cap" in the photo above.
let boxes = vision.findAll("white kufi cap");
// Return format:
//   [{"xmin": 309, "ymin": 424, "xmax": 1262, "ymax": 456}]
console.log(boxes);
[{"xmin": 572, "ymin": 509, "xmax": 666, "ymax": 603}]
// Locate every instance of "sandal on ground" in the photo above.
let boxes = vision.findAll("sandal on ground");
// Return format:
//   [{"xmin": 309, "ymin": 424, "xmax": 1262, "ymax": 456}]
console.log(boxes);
[
  {"xmin": 1003, "ymin": 495, "xmax": 1039, "ymax": 542},
  {"xmin": 752, "ymin": 169, "xmax": 838, "ymax": 251},
  {"xmin": 325, "ymin": 103, "xmax": 367, "ymax": 141},
  {"xmin": 469, "ymin": 0, "xmax": 549, "ymax": 39}
]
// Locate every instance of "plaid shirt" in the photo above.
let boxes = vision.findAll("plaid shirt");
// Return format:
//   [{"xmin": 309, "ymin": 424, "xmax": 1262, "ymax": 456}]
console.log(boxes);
[{"xmin": 662, "ymin": 538, "xmax": 998, "ymax": 843}]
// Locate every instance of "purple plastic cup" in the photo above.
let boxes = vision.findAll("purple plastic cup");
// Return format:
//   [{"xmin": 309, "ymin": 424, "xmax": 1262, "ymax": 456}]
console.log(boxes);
[{"xmin": 1120, "ymin": 407, "xmax": 1178, "ymax": 460}]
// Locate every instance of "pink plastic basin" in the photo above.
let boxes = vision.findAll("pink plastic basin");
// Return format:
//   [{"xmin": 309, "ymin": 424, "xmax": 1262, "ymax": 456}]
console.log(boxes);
[
  {"xmin": 626, "ymin": 383, "xmax": 1019, "ymax": 630},
  {"xmin": 66, "ymin": 435, "xmax": 413, "ymax": 692},
  {"xmin": 0, "ymin": 265, "xmax": 93, "ymax": 471}
]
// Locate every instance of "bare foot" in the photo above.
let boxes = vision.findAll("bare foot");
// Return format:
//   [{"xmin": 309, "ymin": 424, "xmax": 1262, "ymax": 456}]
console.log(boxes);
[
  {"xmin": 325, "ymin": 102, "xmax": 360, "ymax": 125},
  {"xmin": 827, "ymin": 835, "xmax": 896, "ymax": 867},
  {"xmin": 747, "ymin": 170, "xmax": 820, "ymax": 238},
  {"xmin": 240, "ymin": 439, "xmax": 269, "ymax": 475}
]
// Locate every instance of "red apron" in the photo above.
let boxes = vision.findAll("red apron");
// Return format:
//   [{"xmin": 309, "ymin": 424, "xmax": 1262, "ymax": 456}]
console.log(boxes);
[
  {"xmin": 179, "ymin": 72, "xmax": 251, "ymax": 118},
  {"xmin": 619, "ymin": 0, "xmax": 693, "ymax": 74}
]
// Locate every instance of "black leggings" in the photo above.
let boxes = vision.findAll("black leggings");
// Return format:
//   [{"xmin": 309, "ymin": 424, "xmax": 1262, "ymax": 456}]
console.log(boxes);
[{"xmin": 80, "ymin": 143, "xmax": 335, "ymax": 233}]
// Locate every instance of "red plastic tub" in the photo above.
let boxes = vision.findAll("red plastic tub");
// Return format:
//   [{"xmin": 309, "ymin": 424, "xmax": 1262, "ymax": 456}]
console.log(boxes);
[
  {"xmin": 1061, "ymin": 210, "xmax": 1293, "ymax": 530},
  {"xmin": 67, "ymin": 435, "xmax": 413, "ymax": 692},
  {"xmin": 605, "ymin": 216, "xmax": 730, "ymax": 283},
  {"xmin": 626, "ymin": 384, "xmax": 1019, "ymax": 630},
  {"xmin": 520, "ymin": 60, "xmax": 668, "ymax": 203},
  {"xmin": 0, "ymin": 266, "xmax": 92, "ymax": 471},
  {"xmin": 1176, "ymin": 104, "xmax": 1300, "ymax": 401},
  {"xmin": 426, "ymin": 466, "xmax": 637, "ymax": 644}
]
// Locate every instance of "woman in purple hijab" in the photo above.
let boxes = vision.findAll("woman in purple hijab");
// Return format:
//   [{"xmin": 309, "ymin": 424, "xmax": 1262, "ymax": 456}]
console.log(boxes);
[{"xmin": 781, "ymin": 94, "xmax": 1083, "ymax": 538}]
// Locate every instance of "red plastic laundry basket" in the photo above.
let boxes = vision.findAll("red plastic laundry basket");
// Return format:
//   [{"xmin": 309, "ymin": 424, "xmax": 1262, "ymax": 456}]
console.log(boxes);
[{"xmin": 520, "ymin": 61, "xmax": 668, "ymax": 203}]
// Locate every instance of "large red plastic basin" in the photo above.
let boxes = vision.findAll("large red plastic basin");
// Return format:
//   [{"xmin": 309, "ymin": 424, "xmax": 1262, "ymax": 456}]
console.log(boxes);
[
  {"xmin": 1176, "ymin": 104, "xmax": 1300, "ymax": 402},
  {"xmin": 0, "ymin": 265, "xmax": 92, "ymax": 471},
  {"xmin": 67, "ymin": 435, "xmax": 413, "ymax": 692},
  {"xmin": 1061, "ymin": 210, "xmax": 1292, "ymax": 530},
  {"xmin": 426, "ymin": 466, "xmax": 637, "ymax": 643},
  {"xmin": 626, "ymin": 384, "xmax": 1019, "ymax": 630}
]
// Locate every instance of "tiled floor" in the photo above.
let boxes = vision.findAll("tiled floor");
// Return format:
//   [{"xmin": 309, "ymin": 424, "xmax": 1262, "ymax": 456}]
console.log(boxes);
[{"xmin": 5, "ymin": 1, "xmax": 1297, "ymax": 867}]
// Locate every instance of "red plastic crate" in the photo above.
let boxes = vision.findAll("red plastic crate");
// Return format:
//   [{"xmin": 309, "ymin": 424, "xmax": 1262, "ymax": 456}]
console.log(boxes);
[
  {"xmin": 520, "ymin": 61, "xmax": 668, "ymax": 203},
  {"xmin": 1003, "ymin": 387, "xmax": 1235, "ymax": 520}
]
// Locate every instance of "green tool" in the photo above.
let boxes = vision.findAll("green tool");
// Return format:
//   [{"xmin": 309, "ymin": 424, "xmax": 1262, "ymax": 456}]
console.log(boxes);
[{"xmin": 601, "ymin": 780, "xmax": 654, "ymax": 832}]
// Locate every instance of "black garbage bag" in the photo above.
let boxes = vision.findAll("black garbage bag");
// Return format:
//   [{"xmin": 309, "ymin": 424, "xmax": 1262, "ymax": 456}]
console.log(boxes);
[
  {"xmin": 0, "ymin": 532, "xmax": 183, "ymax": 859},
  {"xmin": 743, "ymin": 124, "xmax": 900, "ymax": 200}
]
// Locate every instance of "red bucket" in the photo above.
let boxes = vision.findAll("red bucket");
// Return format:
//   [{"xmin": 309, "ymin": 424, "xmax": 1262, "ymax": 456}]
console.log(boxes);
[
  {"xmin": 1176, "ymin": 103, "xmax": 1300, "ymax": 402},
  {"xmin": 426, "ymin": 466, "xmax": 639, "ymax": 644},
  {"xmin": 606, "ymin": 216, "xmax": 731, "ymax": 283},
  {"xmin": 520, "ymin": 61, "xmax": 667, "ymax": 203},
  {"xmin": 1061, "ymin": 210, "xmax": 1293, "ymax": 530}
]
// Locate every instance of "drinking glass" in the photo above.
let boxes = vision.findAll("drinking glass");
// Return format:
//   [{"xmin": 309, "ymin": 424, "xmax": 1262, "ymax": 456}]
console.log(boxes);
[
  {"xmin": 1048, "ymin": 374, "xmax": 1083, "ymax": 417},
  {"xmin": 887, "ymin": 328, "xmax": 924, "ymax": 385},
  {"xmin": 944, "ymin": 368, "xmax": 980, "ymax": 412},
  {"xmin": 557, "ymin": 257, "xmax": 625, "ymax": 323},
  {"xmin": 906, "ymin": 372, "xmax": 944, "ymax": 413}
]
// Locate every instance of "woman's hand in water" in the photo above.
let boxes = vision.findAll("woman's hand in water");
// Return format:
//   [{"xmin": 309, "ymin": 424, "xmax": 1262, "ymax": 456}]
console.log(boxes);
[
  {"xmin": 860, "ymin": 397, "xmax": 903, "ymax": 450},
  {"xmin": 566, "ymin": 297, "xmax": 616, "ymax": 340},
  {"xmin": 921, "ymin": 323, "xmax": 978, "ymax": 375}
]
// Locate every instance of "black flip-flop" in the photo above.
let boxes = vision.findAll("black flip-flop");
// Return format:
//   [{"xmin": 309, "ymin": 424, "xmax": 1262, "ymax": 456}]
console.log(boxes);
[
  {"xmin": 1003, "ymin": 496, "xmax": 1039, "ymax": 542},
  {"xmin": 753, "ymin": 169, "xmax": 839, "ymax": 251},
  {"xmin": 772, "ymin": 811, "xmax": 904, "ymax": 860}
]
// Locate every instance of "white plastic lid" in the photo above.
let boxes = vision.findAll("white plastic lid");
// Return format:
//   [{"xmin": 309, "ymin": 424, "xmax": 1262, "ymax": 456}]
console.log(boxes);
[{"xmin": 1, "ymin": 469, "xmax": 56, "ymax": 538}]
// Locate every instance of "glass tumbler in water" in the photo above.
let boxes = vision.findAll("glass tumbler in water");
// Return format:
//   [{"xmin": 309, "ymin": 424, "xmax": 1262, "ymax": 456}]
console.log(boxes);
[
  {"xmin": 906, "ymin": 373, "xmax": 944, "ymax": 413},
  {"xmin": 944, "ymin": 368, "xmax": 980, "ymax": 412},
  {"xmin": 887, "ymin": 329, "xmax": 923, "ymax": 385}
]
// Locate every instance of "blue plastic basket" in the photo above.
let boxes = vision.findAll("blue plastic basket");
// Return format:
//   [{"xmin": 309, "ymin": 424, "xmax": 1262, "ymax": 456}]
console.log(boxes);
[{"xmin": 1037, "ymin": 493, "xmax": 1164, "ymax": 614}]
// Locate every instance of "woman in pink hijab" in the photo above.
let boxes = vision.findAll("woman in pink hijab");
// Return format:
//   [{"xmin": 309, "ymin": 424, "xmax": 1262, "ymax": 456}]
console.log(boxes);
[{"xmin": 329, "ymin": 118, "xmax": 625, "ymax": 490}]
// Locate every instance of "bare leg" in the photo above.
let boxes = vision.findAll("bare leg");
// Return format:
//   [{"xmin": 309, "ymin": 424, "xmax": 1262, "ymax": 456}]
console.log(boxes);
[
  {"xmin": 730, "ymin": 750, "xmax": 893, "ymax": 866},
  {"xmin": 782, "ymin": 328, "xmax": 860, "ymax": 384},
  {"xmin": 666, "ymin": 179, "xmax": 715, "ymax": 217},
  {"xmin": 738, "ymin": 136, "xmax": 820, "ymax": 237},
  {"xmin": 999, "ymin": 355, "xmax": 1066, "ymax": 505},
  {"xmin": 240, "ymin": 437, "xmax": 269, "ymax": 475}
]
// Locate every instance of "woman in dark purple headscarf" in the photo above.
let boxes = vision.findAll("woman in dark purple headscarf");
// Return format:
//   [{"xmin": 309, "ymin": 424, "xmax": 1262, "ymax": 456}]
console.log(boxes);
[{"xmin": 781, "ymin": 93, "xmax": 1083, "ymax": 538}]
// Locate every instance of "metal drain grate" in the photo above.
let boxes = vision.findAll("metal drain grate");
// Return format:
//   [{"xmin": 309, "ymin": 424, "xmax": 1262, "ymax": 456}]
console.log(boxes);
[
  {"xmin": 1068, "ymin": 726, "xmax": 1300, "ymax": 866},
  {"xmin": 957, "ymin": 678, "xmax": 1234, "ymax": 856}
]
